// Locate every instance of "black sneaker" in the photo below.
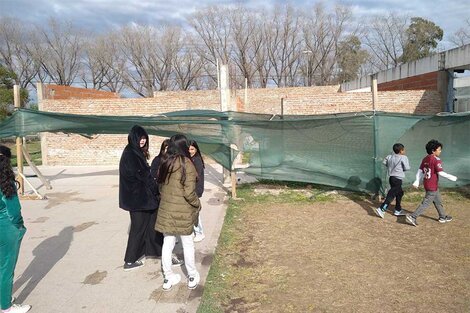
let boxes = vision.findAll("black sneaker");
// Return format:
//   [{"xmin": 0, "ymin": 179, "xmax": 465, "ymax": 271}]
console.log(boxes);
[
  {"xmin": 438, "ymin": 215, "xmax": 453, "ymax": 223},
  {"xmin": 123, "ymin": 260, "xmax": 144, "ymax": 271}
]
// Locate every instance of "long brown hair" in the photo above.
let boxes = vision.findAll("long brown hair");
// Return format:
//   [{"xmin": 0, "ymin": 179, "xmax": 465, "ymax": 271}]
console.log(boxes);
[{"xmin": 157, "ymin": 134, "xmax": 190, "ymax": 185}]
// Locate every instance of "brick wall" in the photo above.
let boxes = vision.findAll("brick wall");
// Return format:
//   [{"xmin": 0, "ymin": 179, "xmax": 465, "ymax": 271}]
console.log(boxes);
[
  {"xmin": 43, "ymin": 84, "xmax": 120, "ymax": 99},
  {"xmin": 378, "ymin": 72, "xmax": 438, "ymax": 91},
  {"xmin": 39, "ymin": 85, "xmax": 443, "ymax": 165}
]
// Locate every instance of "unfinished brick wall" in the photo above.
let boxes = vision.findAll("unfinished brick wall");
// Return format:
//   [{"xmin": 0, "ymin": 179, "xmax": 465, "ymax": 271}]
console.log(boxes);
[
  {"xmin": 43, "ymin": 84, "xmax": 120, "ymax": 99},
  {"xmin": 378, "ymin": 72, "xmax": 438, "ymax": 91},
  {"xmin": 39, "ymin": 85, "xmax": 443, "ymax": 165}
]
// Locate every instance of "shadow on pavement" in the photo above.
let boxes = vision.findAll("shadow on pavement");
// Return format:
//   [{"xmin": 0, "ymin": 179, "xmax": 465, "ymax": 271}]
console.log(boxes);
[{"xmin": 14, "ymin": 226, "xmax": 74, "ymax": 302}]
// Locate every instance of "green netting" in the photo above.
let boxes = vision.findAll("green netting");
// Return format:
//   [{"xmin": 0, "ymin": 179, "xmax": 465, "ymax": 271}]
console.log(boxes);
[{"xmin": 1, "ymin": 108, "xmax": 469, "ymax": 194}]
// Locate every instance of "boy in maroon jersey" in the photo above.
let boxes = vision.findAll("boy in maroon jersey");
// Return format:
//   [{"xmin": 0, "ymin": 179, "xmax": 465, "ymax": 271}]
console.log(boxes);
[{"xmin": 406, "ymin": 139, "xmax": 457, "ymax": 226}]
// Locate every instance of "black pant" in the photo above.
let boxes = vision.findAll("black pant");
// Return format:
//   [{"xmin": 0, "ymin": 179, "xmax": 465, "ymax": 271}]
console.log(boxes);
[
  {"xmin": 380, "ymin": 176, "xmax": 404, "ymax": 211},
  {"xmin": 124, "ymin": 210, "xmax": 164, "ymax": 263}
]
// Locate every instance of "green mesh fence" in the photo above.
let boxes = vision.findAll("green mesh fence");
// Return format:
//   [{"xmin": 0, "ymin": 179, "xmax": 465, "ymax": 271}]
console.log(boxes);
[{"xmin": 1, "ymin": 108, "xmax": 469, "ymax": 194}]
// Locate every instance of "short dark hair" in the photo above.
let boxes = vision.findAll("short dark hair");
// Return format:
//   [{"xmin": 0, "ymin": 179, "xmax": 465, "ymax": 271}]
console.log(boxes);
[
  {"xmin": 392, "ymin": 143, "xmax": 404, "ymax": 154},
  {"xmin": 425, "ymin": 139, "xmax": 442, "ymax": 154}
]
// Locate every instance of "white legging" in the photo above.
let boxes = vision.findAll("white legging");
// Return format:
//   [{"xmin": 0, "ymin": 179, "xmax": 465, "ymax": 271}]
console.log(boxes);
[{"xmin": 162, "ymin": 234, "xmax": 198, "ymax": 279}]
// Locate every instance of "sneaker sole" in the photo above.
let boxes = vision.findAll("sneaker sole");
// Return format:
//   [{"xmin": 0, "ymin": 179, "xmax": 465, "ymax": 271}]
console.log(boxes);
[
  {"xmin": 188, "ymin": 283, "xmax": 199, "ymax": 290},
  {"xmin": 123, "ymin": 264, "xmax": 144, "ymax": 272},
  {"xmin": 439, "ymin": 219, "xmax": 452, "ymax": 223},
  {"xmin": 374, "ymin": 208, "xmax": 385, "ymax": 219},
  {"xmin": 406, "ymin": 216, "xmax": 417, "ymax": 226}
]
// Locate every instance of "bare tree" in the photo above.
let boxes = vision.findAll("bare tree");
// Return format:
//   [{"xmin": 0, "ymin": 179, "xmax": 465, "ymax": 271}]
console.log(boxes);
[
  {"xmin": 450, "ymin": 18, "xmax": 470, "ymax": 46},
  {"xmin": 30, "ymin": 18, "xmax": 85, "ymax": 85},
  {"xmin": 228, "ymin": 5, "xmax": 260, "ymax": 87},
  {"xmin": 119, "ymin": 25, "xmax": 157, "ymax": 97},
  {"xmin": 81, "ymin": 33, "xmax": 126, "ymax": 92},
  {"xmin": 189, "ymin": 5, "xmax": 235, "ymax": 88},
  {"xmin": 119, "ymin": 24, "xmax": 182, "ymax": 96},
  {"xmin": 173, "ymin": 35, "xmax": 204, "ymax": 90},
  {"xmin": 302, "ymin": 3, "xmax": 354, "ymax": 85},
  {"xmin": 152, "ymin": 26, "xmax": 181, "ymax": 91},
  {"xmin": 251, "ymin": 12, "xmax": 271, "ymax": 88},
  {"xmin": 362, "ymin": 13, "xmax": 409, "ymax": 71},
  {"xmin": 0, "ymin": 17, "xmax": 39, "ymax": 89},
  {"xmin": 266, "ymin": 4, "xmax": 303, "ymax": 87}
]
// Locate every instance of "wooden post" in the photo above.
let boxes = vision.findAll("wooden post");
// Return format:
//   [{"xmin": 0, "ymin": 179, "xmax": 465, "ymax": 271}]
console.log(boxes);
[
  {"xmin": 281, "ymin": 97, "xmax": 284, "ymax": 117},
  {"xmin": 14, "ymin": 85, "xmax": 24, "ymax": 195}
]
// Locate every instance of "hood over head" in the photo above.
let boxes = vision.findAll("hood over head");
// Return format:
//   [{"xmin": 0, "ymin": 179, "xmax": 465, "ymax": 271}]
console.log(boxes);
[{"xmin": 128, "ymin": 125, "xmax": 149, "ymax": 151}]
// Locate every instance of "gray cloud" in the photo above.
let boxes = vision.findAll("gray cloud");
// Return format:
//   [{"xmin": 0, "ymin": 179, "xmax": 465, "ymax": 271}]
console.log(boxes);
[{"xmin": 1, "ymin": 0, "xmax": 469, "ymax": 39}]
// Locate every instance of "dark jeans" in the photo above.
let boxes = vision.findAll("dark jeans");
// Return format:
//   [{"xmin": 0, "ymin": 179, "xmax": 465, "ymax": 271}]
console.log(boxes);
[
  {"xmin": 380, "ymin": 176, "xmax": 404, "ymax": 211},
  {"xmin": 124, "ymin": 210, "xmax": 163, "ymax": 263}
]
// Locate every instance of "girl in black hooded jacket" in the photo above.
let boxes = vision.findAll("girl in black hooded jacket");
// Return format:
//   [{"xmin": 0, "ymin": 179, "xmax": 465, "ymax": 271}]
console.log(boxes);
[{"xmin": 119, "ymin": 125, "xmax": 163, "ymax": 271}]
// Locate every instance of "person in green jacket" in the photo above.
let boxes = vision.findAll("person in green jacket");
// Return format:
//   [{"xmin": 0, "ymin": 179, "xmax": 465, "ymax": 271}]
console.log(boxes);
[
  {"xmin": 0, "ymin": 146, "xmax": 31, "ymax": 313},
  {"xmin": 155, "ymin": 135, "xmax": 201, "ymax": 291}
]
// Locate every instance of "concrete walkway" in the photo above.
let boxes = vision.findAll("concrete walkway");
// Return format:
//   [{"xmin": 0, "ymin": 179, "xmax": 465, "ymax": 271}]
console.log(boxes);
[{"xmin": 14, "ymin": 163, "xmax": 228, "ymax": 313}]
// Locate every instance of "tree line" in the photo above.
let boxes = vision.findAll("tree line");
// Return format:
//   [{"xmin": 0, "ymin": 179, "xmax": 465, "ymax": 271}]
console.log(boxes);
[{"xmin": 1, "ymin": 3, "xmax": 469, "ymax": 100}]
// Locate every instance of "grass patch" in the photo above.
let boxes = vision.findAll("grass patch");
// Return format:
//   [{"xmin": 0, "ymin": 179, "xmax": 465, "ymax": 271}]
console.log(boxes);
[
  {"xmin": 197, "ymin": 192, "xmax": 244, "ymax": 313},
  {"xmin": 199, "ymin": 186, "xmax": 470, "ymax": 312},
  {"xmin": 1, "ymin": 139, "xmax": 42, "ymax": 167}
]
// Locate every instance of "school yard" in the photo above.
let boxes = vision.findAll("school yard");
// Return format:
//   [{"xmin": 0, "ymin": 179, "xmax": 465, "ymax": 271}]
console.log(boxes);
[{"xmin": 12, "ymin": 164, "xmax": 470, "ymax": 313}]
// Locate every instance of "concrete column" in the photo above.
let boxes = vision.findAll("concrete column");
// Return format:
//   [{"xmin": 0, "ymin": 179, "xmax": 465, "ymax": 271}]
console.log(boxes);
[
  {"xmin": 444, "ymin": 70, "xmax": 454, "ymax": 112},
  {"xmin": 36, "ymin": 82, "xmax": 48, "ymax": 165},
  {"xmin": 371, "ymin": 74, "xmax": 378, "ymax": 112},
  {"xmin": 219, "ymin": 64, "xmax": 230, "ymax": 111}
]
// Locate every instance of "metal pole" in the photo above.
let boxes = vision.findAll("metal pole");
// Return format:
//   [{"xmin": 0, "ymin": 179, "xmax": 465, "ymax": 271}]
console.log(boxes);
[{"xmin": 14, "ymin": 85, "xmax": 24, "ymax": 195}]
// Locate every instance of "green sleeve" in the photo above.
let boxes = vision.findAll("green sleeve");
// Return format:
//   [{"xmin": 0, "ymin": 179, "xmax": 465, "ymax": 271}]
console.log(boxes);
[{"xmin": 2, "ymin": 193, "xmax": 25, "ymax": 228}]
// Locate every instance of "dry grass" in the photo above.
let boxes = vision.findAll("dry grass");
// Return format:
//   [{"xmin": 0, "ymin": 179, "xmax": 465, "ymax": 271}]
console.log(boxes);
[{"xmin": 199, "ymin": 186, "xmax": 470, "ymax": 313}]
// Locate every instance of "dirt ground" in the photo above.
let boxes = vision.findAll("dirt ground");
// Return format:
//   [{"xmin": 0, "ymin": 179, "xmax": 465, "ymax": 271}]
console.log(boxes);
[{"xmin": 213, "ymin": 188, "xmax": 470, "ymax": 313}]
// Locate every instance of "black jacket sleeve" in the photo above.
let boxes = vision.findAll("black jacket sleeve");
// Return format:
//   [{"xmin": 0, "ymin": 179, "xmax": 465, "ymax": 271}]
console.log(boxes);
[{"xmin": 192, "ymin": 156, "xmax": 204, "ymax": 198}]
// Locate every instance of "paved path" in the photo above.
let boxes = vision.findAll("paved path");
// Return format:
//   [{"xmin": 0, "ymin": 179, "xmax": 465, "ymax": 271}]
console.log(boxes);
[{"xmin": 14, "ymin": 163, "xmax": 228, "ymax": 313}]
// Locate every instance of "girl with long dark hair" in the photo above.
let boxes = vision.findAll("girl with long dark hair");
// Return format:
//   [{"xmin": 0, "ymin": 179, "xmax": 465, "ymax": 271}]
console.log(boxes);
[
  {"xmin": 155, "ymin": 134, "xmax": 201, "ymax": 290},
  {"xmin": 188, "ymin": 140, "xmax": 205, "ymax": 242},
  {"xmin": 0, "ymin": 145, "xmax": 31, "ymax": 313},
  {"xmin": 119, "ymin": 125, "xmax": 162, "ymax": 271}
]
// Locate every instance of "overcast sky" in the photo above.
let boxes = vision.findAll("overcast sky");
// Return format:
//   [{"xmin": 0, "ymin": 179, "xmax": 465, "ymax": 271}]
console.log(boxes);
[{"xmin": 1, "ymin": 0, "xmax": 469, "ymax": 47}]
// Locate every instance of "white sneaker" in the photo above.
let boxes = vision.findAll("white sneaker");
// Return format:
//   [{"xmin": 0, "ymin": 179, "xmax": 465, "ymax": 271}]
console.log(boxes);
[
  {"xmin": 375, "ymin": 208, "xmax": 385, "ymax": 219},
  {"xmin": 188, "ymin": 272, "xmax": 200, "ymax": 289},
  {"xmin": 162, "ymin": 273, "xmax": 181, "ymax": 291},
  {"xmin": 5, "ymin": 304, "xmax": 32, "ymax": 313},
  {"xmin": 193, "ymin": 234, "xmax": 205, "ymax": 242}
]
